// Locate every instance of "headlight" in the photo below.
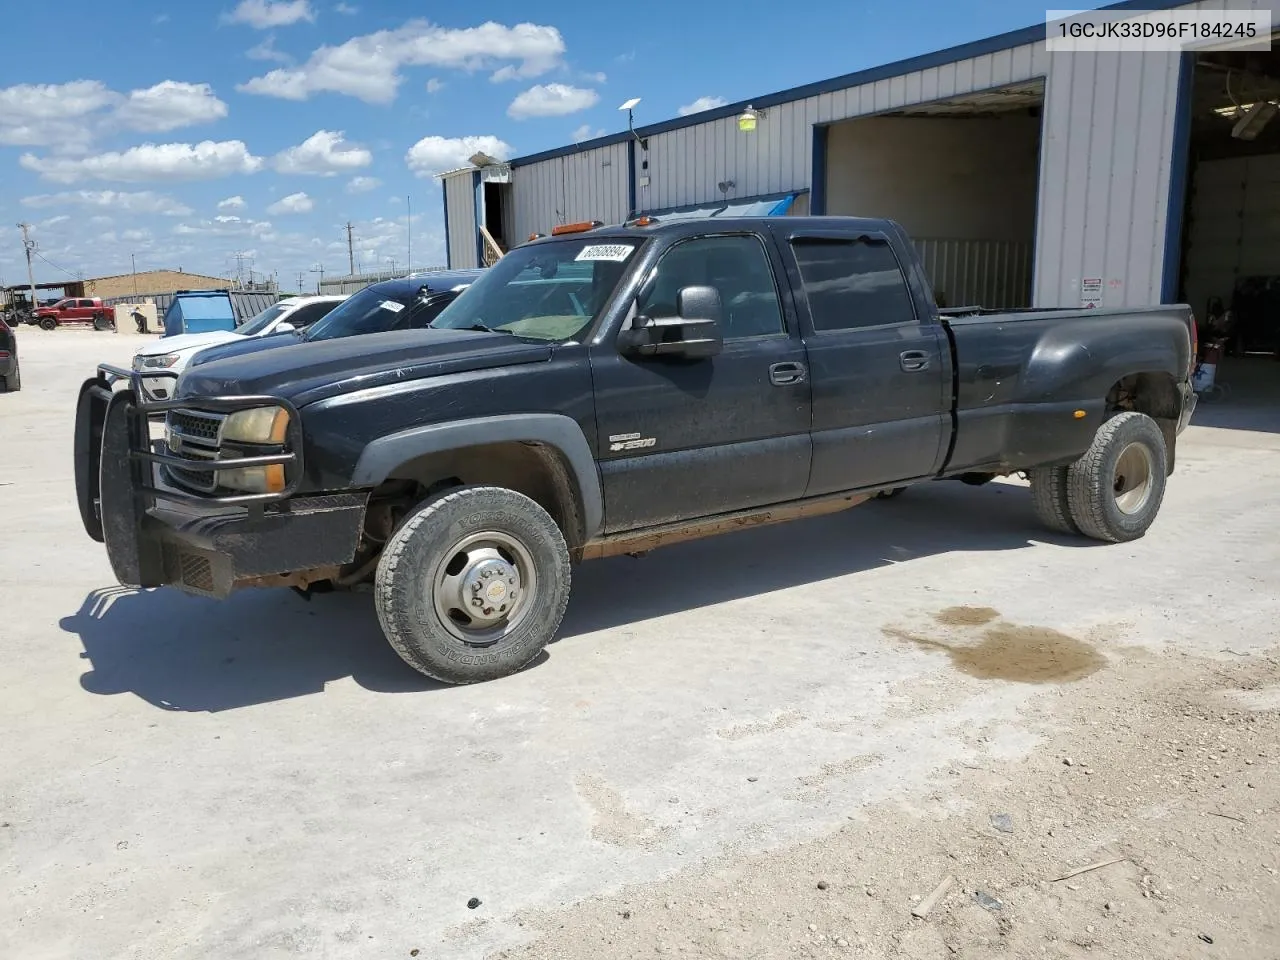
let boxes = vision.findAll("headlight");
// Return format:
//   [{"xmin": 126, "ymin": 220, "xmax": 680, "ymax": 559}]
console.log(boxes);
[
  {"xmin": 136, "ymin": 353, "xmax": 180, "ymax": 369},
  {"xmin": 222, "ymin": 406, "xmax": 290, "ymax": 444},
  {"xmin": 216, "ymin": 465, "xmax": 285, "ymax": 494}
]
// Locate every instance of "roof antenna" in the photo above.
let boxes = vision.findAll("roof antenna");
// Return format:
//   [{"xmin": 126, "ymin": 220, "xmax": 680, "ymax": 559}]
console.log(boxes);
[{"xmin": 620, "ymin": 98, "xmax": 648, "ymax": 151}]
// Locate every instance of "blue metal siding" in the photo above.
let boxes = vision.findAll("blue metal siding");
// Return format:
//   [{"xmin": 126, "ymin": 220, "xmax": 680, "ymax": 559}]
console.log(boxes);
[
  {"xmin": 810, "ymin": 125, "xmax": 828, "ymax": 216},
  {"xmin": 1161, "ymin": 51, "xmax": 1195, "ymax": 304}
]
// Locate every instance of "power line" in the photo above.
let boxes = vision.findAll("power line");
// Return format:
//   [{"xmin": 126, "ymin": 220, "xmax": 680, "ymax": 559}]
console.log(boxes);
[{"xmin": 32, "ymin": 249, "xmax": 79, "ymax": 279}]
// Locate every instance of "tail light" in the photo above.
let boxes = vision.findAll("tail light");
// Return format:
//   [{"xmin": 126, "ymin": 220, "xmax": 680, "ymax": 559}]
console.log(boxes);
[{"xmin": 0, "ymin": 351, "xmax": 9, "ymax": 360}]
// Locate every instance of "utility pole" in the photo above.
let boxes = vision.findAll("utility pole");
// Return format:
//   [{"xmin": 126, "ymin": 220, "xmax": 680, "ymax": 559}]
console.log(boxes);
[
  {"xmin": 296, "ymin": 271, "xmax": 305, "ymax": 293},
  {"xmin": 345, "ymin": 222, "xmax": 355, "ymax": 276},
  {"xmin": 18, "ymin": 223, "xmax": 37, "ymax": 316},
  {"xmin": 131, "ymin": 252, "xmax": 138, "ymax": 297},
  {"xmin": 406, "ymin": 195, "xmax": 412, "ymax": 273},
  {"xmin": 309, "ymin": 263, "xmax": 325, "ymax": 293}
]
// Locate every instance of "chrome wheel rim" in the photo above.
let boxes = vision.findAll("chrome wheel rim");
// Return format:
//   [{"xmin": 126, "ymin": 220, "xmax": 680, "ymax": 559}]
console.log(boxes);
[
  {"xmin": 430, "ymin": 530, "xmax": 537, "ymax": 646},
  {"xmin": 1113, "ymin": 442, "xmax": 1154, "ymax": 515}
]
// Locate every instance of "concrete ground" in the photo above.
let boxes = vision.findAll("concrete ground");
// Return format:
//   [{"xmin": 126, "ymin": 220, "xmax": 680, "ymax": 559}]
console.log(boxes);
[{"xmin": 1, "ymin": 328, "xmax": 1277, "ymax": 960}]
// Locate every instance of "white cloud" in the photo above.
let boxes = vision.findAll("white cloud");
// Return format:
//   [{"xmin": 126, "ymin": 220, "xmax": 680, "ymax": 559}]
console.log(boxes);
[
  {"xmin": 218, "ymin": 195, "xmax": 247, "ymax": 210},
  {"xmin": 267, "ymin": 191, "xmax": 314, "ymax": 214},
  {"xmin": 21, "ymin": 190, "xmax": 193, "ymax": 216},
  {"xmin": 121, "ymin": 228, "xmax": 152, "ymax": 243},
  {"xmin": 571, "ymin": 123, "xmax": 605, "ymax": 143},
  {"xmin": 677, "ymin": 95, "xmax": 727, "ymax": 116},
  {"xmin": 215, "ymin": 215, "xmax": 243, "ymax": 223},
  {"xmin": 425, "ymin": 77, "xmax": 444, "ymax": 94},
  {"xmin": 0, "ymin": 81, "xmax": 119, "ymax": 150},
  {"xmin": 273, "ymin": 129, "xmax": 371, "ymax": 175},
  {"xmin": 334, "ymin": 1, "xmax": 358, "ymax": 12},
  {"xmin": 238, "ymin": 19, "xmax": 565, "ymax": 104},
  {"xmin": 584, "ymin": 71, "xmax": 607, "ymax": 84},
  {"xmin": 508, "ymin": 83, "xmax": 598, "ymax": 119},
  {"xmin": 21, "ymin": 140, "xmax": 264, "ymax": 183},
  {"xmin": 114, "ymin": 81, "xmax": 228, "ymax": 132},
  {"xmin": 246, "ymin": 35, "xmax": 292, "ymax": 62},
  {"xmin": 346, "ymin": 175, "xmax": 381, "ymax": 193},
  {"xmin": 405, "ymin": 134, "xmax": 512, "ymax": 177},
  {"xmin": 225, "ymin": 0, "xmax": 315, "ymax": 29}
]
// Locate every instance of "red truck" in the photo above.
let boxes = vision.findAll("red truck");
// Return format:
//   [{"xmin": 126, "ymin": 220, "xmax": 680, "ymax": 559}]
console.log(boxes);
[{"xmin": 34, "ymin": 296, "xmax": 114, "ymax": 331}]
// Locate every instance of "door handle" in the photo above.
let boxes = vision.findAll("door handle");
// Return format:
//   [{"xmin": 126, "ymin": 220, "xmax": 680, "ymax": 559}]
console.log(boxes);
[
  {"xmin": 899, "ymin": 350, "xmax": 930, "ymax": 372},
  {"xmin": 769, "ymin": 361, "xmax": 807, "ymax": 386}
]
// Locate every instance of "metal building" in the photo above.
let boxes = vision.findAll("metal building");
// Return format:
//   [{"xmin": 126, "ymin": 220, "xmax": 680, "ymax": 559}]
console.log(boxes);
[{"xmin": 441, "ymin": 0, "xmax": 1280, "ymax": 326}]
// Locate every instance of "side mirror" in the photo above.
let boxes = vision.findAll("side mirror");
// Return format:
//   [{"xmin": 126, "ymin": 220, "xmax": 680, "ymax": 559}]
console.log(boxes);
[
  {"xmin": 618, "ymin": 285, "xmax": 724, "ymax": 359},
  {"xmin": 274, "ymin": 321, "xmax": 296, "ymax": 333}
]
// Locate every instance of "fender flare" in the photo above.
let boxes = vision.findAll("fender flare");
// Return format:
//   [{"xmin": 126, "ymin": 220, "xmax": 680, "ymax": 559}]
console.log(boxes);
[{"xmin": 351, "ymin": 413, "xmax": 603, "ymax": 541}]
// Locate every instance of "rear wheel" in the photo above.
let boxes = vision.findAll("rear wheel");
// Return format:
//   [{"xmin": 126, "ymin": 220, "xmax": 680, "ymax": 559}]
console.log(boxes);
[
  {"xmin": 1028, "ymin": 466, "xmax": 1078, "ymax": 535},
  {"xmin": 874, "ymin": 487, "xmax": 906, "ymax": 500},
  {"xmin": 374, "ymin": 485, "xmax": 571, "ymax": 684},
  {"xmin": 1066, "ymin": 412, "xmax": 1167, "ymax": 543},
  {"xmin": 38, "ymin": 317, "xmax": 56, "ymax": 331},
  {"xmin": 4, "ymin": 363, "xmax": 20, "ymax": 392}
]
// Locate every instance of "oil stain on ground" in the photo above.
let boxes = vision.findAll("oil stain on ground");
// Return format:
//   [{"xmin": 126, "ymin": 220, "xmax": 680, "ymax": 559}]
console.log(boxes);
[
  {"xmin": 933, "ymin": 606, "xmax": 1001, "ymax": 627},
  {"xmin": 885, "ymin": 615, "xmax": 1107, "ymax": 684}
]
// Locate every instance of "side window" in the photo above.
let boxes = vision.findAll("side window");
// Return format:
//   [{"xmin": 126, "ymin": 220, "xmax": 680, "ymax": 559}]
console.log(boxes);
[
  {"xmin": 791, "ymin": 238, "xmax": 917, "ymax": 332},
  {"xmin": 285, "ymin": 302, "xmax": 334, "ymax": 328},
  {"xmin": 636, "ymin": 235, "xmax": 784, "ymax": 339},
  {"xmin": 79, "ymin": 300, "xmax": 95, "ymax": 309}
]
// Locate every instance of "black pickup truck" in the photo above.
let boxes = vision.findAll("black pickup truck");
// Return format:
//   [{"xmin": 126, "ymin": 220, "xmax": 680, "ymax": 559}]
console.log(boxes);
[{"xmin": 74, "ymin": 216, "xmax": 1197, "ymax": 684}]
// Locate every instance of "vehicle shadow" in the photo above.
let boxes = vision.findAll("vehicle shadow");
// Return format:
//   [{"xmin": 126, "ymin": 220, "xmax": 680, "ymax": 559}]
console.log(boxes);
[
  {"xmin": 64, "ymin": 478, "xmax": 1086, "ymax": 712},
  {"xmin": 559, "ymin": 477, "xmax": 1090, "ymax": 638}
]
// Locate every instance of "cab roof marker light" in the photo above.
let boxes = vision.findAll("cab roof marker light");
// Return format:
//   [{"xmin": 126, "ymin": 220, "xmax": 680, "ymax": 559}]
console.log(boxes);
[{"xmin": 550, "ymin": 220, "xmax": 603, "ymax": 236}]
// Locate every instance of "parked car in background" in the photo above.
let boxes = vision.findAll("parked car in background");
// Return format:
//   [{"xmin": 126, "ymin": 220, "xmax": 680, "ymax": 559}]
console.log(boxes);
[
  {"xmin": 0, "ymin": 321, "xmax": 20, "ymax": 391},
  {"xmin": 132, "ymin": 295, "xmax": 346, "ymax": 401},
  {"xmin": 34, "ymin": 297, "xmax": 113, "ymax": 331},
  {"xmin": 183, "ymin": 270, "xmax": 485, "ymax": 373}
]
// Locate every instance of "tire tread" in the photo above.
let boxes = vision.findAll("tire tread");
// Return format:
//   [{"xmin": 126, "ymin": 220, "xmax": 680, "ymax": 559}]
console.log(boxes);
[
  {"xmin": 1028, "ymin": 465, "xmax": 1077, "ymax": 534},
  {"xmin": 1066, "ymin": 412, "xmax": 1167, "ymax": 543}
]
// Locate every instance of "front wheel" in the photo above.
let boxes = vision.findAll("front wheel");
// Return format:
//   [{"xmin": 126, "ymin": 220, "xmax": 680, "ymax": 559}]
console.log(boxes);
[
  {"xmin": 1066, "ymin": 412, "xmax": 1168, "ymax": 543},
  {"xmin": 38, "ymin": 317, "xmax": 56, "ymax": 331},
  {"xmin": 374, "ymin": 485, "xmax": 571, "ymax": 684}
]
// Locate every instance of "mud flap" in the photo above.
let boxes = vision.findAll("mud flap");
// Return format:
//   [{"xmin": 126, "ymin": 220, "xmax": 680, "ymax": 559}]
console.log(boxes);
[
  {"xmin": 73, "ymin": 377, "xmax": 110, "ymax": 542},
  {"xmin": 99, "ymin": 388, "xmax": 165, "ymax": 587}
]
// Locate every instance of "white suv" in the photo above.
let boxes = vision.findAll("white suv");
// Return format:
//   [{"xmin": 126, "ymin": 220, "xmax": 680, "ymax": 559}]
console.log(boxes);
[{"xmin": 132, "ymin": 295, "xmax": 346, "ymax": 400}]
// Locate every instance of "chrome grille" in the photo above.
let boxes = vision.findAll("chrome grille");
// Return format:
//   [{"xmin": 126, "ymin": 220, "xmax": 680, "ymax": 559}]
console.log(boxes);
[{"xmin": 164, "ymin": 408, "xmax": 226, "ymax": 493}]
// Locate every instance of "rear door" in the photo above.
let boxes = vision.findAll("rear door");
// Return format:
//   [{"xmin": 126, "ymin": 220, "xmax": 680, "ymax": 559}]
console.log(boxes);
[
  {"xmin": 591, "ymin": 232, "xmax": 812, "ymax": 532},
  {"xmin": 773, "ymin": 227, "xmax": 949, "ymax": 495}
]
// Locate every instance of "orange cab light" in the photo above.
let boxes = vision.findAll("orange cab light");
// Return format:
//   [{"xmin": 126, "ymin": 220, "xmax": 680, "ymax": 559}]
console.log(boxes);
[
  {"xmin": 551, "ymin": 220, "xmax": 603, "ymax": 236},
  {"xmin": 626, "ymin": 215, "xmax": 659, "ymax": 227}
]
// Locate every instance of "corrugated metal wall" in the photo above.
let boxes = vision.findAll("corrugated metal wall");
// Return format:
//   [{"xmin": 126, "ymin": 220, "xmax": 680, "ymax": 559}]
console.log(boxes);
[
  {"xmin": 444, "ymin": 172, "xmax": 479, "ymax": 269},
  {"xmin": 638, "ymin": 43, "xmax": 1049, "ymax": 213},
  {"xmin": 1033, "ymin": 46, "xmax": 1182, "ymax": 308},
  {"xmin": 914, "ymin": 239, "xmax": 1034, "ymax": 309},
  {"xmin": 510, "ymin": 140, "xmax": 630, "ymax": 242}
]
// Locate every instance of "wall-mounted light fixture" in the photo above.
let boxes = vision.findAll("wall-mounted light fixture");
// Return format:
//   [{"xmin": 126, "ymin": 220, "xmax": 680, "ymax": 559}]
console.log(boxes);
[{"xmin": 738, "ymin": 104, "xmax": 765, "ymax": 133}]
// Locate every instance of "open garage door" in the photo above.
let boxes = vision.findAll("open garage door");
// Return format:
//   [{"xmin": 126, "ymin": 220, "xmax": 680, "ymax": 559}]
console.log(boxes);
[
  {"xmin": 1173, "ymin": 43, "xmax": 1280, "ymax": 426},
  {"xmin": 820, "ymin": 81, "xmax": 1044, "ymax": 309}
]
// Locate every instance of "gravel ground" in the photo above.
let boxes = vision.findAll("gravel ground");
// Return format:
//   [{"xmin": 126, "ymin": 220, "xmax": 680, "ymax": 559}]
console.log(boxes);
[{"xmin": 0, "ymin": 326, "xmax": 1277, "ymax": 960}]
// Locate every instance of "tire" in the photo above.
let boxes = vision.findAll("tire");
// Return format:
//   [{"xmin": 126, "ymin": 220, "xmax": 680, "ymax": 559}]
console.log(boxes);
[
  {"xmin": 2, "ymin": 364, "xmax": 19, "ymax": 392},
  {"xmin": 374, "ymin": 485, "xmax": 571, "ymax": 684},
  {"xmin": 92, "ymin": 311, "xmax": 112, "ymax": 331},
  {"xmin": 1028, "ymin": 466, "xmax": 1078, "ymax": 535},
  {"xmin": 38, "ymin": 317, "xmax": 56, "ymax": 331},
  {"xmin": 1066, "ymin": 412, "xmax": 1167, "ymax": 543},
  {"xmin": 875, "ymin": 487, "xmax": 906, "ymax": 500}
]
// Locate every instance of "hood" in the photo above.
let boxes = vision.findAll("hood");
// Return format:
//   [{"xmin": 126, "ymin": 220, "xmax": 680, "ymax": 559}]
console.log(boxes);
[
  {"xmin": 186, "ymin": 330, "xmax": 299, "ymax": 369},
  {"xmin": 137, "ymin": 330, "xmax": 243, "ymax": 357},
  {"xmin": 177, "ymin": 327, "xmax": 553, "ymax": 406}
]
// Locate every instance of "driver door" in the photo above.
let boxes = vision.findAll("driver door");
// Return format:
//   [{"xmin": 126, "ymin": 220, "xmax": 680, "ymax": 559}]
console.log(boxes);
[{"xmin": 590, "ymin": 233, "xmax": 812, "ymax": 534}]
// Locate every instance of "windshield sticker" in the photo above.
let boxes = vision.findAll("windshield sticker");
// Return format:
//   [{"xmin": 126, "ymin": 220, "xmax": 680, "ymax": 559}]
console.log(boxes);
[
  {"xmin": 575, "ymin": 244, "xmax": 634, "ymax": 263},
  {"xmin": 379, "ymin": 300, "xmax": 405, "ymax": 313}
]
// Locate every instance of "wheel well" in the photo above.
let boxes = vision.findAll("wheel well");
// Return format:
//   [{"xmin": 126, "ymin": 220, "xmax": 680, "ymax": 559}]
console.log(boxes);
[
  {"xmin": 374, "ymin": 441, "xmax": 586, "ymax": 548},
  {"xmin": 1106, "ymin": 371, "xmax": 1180, "ymax": 419},
  {"xmin": 1106, "ymin": 371, "xmax": 1180, "ymax": 474}
]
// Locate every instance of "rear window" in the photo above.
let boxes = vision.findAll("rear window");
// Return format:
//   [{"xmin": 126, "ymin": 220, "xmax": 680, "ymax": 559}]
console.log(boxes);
[{"xmin": 791, "ymin": 238, "xmax": 917, "ymax": 331}]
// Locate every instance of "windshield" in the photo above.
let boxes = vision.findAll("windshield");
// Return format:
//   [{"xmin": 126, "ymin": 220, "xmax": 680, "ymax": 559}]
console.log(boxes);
[
  {"xmin": 302, "ymin": 286, "xmax": 426, "ymax": 341},
  {"xmin": 430, "ymin": 237, "xmax": 642, "ymax": 341},
  {"xmin": 236, "ymin": 303, "xmax": 291, "ymax": 337}
]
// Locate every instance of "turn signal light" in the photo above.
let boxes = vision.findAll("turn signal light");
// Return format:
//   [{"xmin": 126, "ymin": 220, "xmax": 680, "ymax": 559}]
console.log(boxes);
[
  {"xmin": 551, "ymin": 220, "xmax": 603, "ymax": 235},
  {"xmin": 626, "ymin": 216, "xmax": 659, "ymax": 227}
]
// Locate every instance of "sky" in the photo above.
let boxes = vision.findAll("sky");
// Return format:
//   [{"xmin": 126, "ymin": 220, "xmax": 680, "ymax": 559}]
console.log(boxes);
[{"xmin": 0, "ymin": 0, "xmax": 1060, "ymax": 292}]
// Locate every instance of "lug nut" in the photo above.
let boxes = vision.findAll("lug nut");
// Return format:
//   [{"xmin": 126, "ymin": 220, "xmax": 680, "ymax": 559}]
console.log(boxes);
[
  {"xmin": 482, "ymin": 607, "xmax": 493, "ymax": 616},
  {"xmin": 471, "ymin": 597, "xmax": 483, "ymax": 608},
  {"xmin": 508, "ymin": 577, "xmax": 515, "ymax": 585},
  {"xmin": 499, "ymin": 604, "xmax": 507, "ymax": 613},
  {"xmin": 471, "ymin": 582, "xmax": 482, "ymax": 592}
]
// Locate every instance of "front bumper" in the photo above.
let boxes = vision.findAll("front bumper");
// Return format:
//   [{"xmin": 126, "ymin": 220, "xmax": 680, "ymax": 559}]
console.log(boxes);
[{"xmin": 75, "ymin": 363, "xmax": 367, "ymax": 598}]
